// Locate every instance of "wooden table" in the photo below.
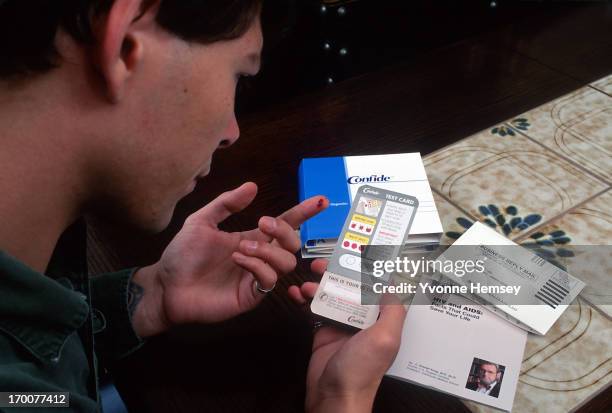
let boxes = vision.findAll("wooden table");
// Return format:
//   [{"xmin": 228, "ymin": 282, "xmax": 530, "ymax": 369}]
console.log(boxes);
[{"xmin": 88, "ymin": 4, "xmax": 612, "ymax": 412}]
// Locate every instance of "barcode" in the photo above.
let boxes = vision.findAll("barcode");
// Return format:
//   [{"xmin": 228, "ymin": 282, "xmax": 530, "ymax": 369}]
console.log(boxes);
[
  {"xmin": 535, "ymin": 279, "xmax": 569, "ymax": 309},
  {"xmin": 531, "ymin": 255, "xmax": 547, "ymax": 267}
]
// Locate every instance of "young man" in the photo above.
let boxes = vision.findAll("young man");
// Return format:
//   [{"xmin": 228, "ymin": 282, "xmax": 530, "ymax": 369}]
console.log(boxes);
[{"xmin": 0, "ymin": 1, "xmax": 406, "ymax": 412}]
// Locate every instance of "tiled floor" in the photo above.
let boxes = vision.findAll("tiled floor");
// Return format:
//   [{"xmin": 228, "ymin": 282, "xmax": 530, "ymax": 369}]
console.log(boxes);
[
  {"xmin": 591, "ymin": 75, "xmax": 612, "ymax": 96},
  {"xmin": 423, "ymin": 74, "xmax": 612, "ymax": 413},
  {"xmin": 515, "ymin": 190, "xmax": 612, "ymax": 319},
  {"xmin": 425, "ymin": 129, "xmax": 607, "ymax": 240},
  {"xmin": 465, "ymin": 298, "xmax": 611, "ymax": 413},
  {"xmin": 513, "ymin": 86, "xmax": 612, "ymax": 182}
]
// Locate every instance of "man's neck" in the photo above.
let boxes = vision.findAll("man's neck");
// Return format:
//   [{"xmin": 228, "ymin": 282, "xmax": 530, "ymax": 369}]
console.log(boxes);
[{"xmin": 0, "ymin": 77, "xmax": 89, "ymax": 272}]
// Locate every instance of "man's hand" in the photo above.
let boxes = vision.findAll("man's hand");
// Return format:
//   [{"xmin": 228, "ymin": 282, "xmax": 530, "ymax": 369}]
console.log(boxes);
[
  {"xmin": 131, "ymin": 182, "xmax": 328, "ymax": 337},
  {"xmin": 288, "ymin": 260, "xmax": 407, "ymax": 413}
]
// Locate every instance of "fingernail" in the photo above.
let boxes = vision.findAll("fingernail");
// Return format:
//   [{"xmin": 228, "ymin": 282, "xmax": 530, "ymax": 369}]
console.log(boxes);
[
  {"xmin": 262, "ymin": 216, "xmax": 277, "ymax": 231},
  {"xmin": 245, "ymin": 241, "xmax": 258, "ymax": 251}
]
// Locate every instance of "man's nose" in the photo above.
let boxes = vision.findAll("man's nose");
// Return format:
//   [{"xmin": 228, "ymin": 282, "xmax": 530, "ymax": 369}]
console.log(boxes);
[{"xmin": 219, "ymin": 115, "xmax": 240, "ymax": 149}]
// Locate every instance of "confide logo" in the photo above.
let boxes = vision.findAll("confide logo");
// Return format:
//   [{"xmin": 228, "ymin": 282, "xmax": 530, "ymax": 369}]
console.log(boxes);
[
  {"xmin": 347, "ymin": 316, "xmax": 365, "ymax": 325},
  {"xmin": 347, "ymin": 174, "xmax": 392, "ymax": 184}
]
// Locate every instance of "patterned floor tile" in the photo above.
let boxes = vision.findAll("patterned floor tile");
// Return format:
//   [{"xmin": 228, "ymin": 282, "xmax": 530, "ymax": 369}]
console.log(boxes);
[
  {"xmin": 430, "ymin": 191, "xmax": 477, "ymax": 245},
  {"xmin": 590, "ymin": 73, "xmax": 612, "ymax": 95},
  {"xmin": 508, "ymin": 86, "xmax": 612, "ymax": 182},
  {"xmin": 464, "ymin": 298, "xmax": 612, "ymax": 413},
  {"xmin": 423, "ymin": 129, "xmax": 608, "ymax": 241}
]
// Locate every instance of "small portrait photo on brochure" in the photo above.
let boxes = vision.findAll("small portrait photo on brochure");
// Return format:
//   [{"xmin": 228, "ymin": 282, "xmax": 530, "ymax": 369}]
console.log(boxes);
[{"xmin": 465, "ymin": 358, "xmax": 505, "ymax": 398}]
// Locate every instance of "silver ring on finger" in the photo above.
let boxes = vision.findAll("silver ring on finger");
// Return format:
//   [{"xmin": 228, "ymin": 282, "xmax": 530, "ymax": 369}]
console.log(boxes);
[{"xmin": 254, "ymin": 280, "xmax": 276, "ymax": 295}]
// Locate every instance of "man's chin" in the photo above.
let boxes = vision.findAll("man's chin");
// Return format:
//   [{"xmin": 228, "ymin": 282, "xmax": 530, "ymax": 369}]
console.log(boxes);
[
  {"xmin": 115, "ymin": 206, "xmax": 176, "ymax": 235},
  {"xmin": 143, "ymin": 208, "xmax": 176, "ymax": 234}
]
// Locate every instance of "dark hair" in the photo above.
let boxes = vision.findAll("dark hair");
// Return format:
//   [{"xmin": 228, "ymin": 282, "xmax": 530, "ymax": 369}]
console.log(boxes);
[
  {"xmin": 0, "ymin": 0, "xmax": 262, "ymax": 78},
  {"xmin": 480, "ymin": 362, "xmax": 499, "ymax": 373}
]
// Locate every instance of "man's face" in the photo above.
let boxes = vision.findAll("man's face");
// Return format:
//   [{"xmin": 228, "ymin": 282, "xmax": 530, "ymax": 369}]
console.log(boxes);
[
  {"xmin": 93, "ymin": 15, "xmax": 263, "ymax": 231},
  {"xmin": 478, "ymin": 364, "xmax": 498, "ymax": 386}
]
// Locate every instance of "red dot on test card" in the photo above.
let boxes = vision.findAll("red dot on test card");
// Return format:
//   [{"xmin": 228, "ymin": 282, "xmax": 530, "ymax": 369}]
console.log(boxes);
[
  {"xmin": 351, "ymin": 223, "xmax": 356, "ymax": 228},
  {"xmin": 343, "ymin": 241, "xmax": 349, "ymax": 247},
  {"xmin": 352, "ymin": 243, "xmax": 357, "ymax": 249},
  {"xmin": 366, "ymin": 228, "xmax": 371, "ymax": 233}
]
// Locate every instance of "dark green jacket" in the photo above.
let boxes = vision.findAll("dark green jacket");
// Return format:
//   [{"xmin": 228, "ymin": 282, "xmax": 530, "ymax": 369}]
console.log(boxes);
[{"xmin": 0, "ymin": 251, "xmax": 144, "ymax": 412}]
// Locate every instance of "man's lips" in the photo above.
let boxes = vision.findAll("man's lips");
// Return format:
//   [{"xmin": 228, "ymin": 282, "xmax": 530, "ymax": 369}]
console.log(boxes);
[{"xmin": 196, "ymin": 164, "xmax": 211, "ymax": 180}]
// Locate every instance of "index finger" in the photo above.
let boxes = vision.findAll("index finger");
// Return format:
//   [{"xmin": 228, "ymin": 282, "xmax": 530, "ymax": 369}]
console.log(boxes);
[{"xmin": 277, "ymin": 196, "xmax": 329, "ymax": 229}]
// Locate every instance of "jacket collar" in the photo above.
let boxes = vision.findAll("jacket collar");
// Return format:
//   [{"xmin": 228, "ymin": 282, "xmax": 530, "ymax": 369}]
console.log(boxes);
[{"xmin": 0, "ymin": 251, "xmax": 89, "ymax": 363}]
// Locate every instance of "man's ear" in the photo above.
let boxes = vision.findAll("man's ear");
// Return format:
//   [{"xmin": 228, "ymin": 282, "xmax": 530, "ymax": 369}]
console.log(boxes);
[{"xmin": 93, "ymin": 0, "xmax": 159, "ymax": 102}]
